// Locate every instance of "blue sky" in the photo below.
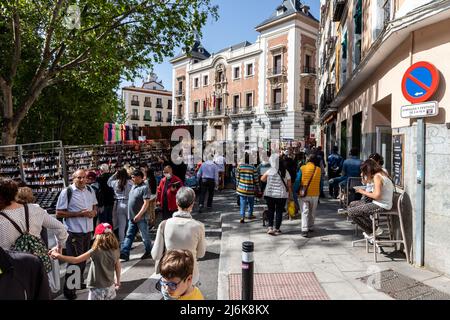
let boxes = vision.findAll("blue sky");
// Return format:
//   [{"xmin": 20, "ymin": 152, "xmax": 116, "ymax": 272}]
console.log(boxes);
[{"xmin": 120, "ymin": 0, "xmax": 320, "ymax": 91}]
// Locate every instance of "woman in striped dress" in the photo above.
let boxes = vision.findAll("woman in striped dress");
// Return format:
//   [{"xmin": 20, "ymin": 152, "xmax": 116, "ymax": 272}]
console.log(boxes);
[{"xmin": 236, "ymin": 153, "xmax": 260, "ymax": 223}]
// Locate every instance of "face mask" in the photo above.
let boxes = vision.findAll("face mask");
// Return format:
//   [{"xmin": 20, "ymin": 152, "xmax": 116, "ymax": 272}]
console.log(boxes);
[
  {"xmin": 161, "ymin": 286, "xmax": 179, "ymax": 300},
  {"xmin": 164, "ymin": 173, "xmax": 171, "ymax": 179}
]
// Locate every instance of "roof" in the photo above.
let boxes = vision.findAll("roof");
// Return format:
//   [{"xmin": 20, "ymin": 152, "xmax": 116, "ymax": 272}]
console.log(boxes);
[
  {"xmin": 170, "ymin": 40, "xmax": 211, "ymax": 63},
  {"xmin": 255, "ymin": 0, "xmax": 318, "ymax": 30},
  {"xmin": 216, "ymin": 41, "xmax": 253, "ymax": 54},
  {"xmin": 122, "ymin": 87, "xmax": 172, "ymax": 96}
]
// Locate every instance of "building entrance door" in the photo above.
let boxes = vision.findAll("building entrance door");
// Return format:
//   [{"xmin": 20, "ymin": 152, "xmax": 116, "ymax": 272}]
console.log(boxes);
[{"xmin": 376, "ymin": 126, "xmax": 392, "ymax": 175}]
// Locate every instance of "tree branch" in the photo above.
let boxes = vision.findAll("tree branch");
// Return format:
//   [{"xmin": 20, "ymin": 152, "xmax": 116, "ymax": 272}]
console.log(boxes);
[{"xmin": 9, "ymin": 9, "xmax": 21, "ymax": 84}]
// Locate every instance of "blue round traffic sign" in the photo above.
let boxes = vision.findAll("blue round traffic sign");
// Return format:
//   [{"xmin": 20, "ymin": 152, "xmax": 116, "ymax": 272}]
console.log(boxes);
[{"xmin": 401, "ymin": 61, "xmax": 440, "ymax": 104}]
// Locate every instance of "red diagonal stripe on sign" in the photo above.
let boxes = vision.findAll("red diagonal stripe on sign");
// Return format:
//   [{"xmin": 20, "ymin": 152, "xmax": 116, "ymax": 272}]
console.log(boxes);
[{"xmin": 407, "ymin": 74, "xmax": 431, "ymax": 92}]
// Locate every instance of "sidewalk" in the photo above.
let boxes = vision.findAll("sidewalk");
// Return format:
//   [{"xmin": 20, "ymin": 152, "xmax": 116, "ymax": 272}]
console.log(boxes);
[{"xmin": 218, "ymin": 193, "xmax": 450, "ymax": 300}]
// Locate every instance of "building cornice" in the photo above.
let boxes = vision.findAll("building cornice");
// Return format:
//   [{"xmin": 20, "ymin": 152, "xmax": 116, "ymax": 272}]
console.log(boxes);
[
  {"xmin": 187, "ymin": 50, "xmax": 263, "ymax": 74},
  {"xmin": 330, "ymin": 0, "xmax": 450, "ymax": 109},
  {"xmin": 122, "ymin": 87, "xmax": 172, "ymax": 96}
]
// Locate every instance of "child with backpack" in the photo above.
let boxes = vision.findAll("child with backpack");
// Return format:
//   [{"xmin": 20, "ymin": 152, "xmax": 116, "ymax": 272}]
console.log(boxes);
[{"xmin": 50, "ymin": 223, "xmax": 121, "ymax": 300}]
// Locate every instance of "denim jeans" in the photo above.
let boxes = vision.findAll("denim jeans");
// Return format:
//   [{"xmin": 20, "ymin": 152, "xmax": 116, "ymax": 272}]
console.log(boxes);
[
  {"xmin": 121, "ymin": 217, "xmax": 152, "ymax": 257},
  {"xmin": 240, "ymin": 196, "xmax": 255, "ymax": 217}
]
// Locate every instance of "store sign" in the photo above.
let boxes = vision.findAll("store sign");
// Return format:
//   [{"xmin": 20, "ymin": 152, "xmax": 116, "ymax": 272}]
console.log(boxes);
[
  {"xmin": 401, "ymin": 101, "xmax": 438, "ymax": 118},
  {"xmin": 310, "ymin": 125, "xmax": 318, "ymax": 139},
  {"xmin": 401, "ymin": 61, "xmax": 440, "ymax": 104}
]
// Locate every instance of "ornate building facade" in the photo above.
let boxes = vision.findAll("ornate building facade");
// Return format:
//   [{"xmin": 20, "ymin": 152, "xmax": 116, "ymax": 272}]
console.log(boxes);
[{"xmin": 170, "ymin": 0, "xmax": 319, "ymax": 151}]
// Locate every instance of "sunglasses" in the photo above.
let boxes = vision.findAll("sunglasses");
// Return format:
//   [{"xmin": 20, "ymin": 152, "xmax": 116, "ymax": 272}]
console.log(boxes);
[{"xmin": 155, "ymin": 277, "xmax": 185, "ymax": 291}]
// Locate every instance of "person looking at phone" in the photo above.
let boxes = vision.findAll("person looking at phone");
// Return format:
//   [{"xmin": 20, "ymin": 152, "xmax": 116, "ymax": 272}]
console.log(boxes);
[{"xmin": 156, "ymin": 166, "xmax": 184, "ymax": 220}]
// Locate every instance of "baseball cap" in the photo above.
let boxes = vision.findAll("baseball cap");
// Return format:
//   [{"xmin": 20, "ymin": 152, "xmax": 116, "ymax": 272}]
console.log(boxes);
[{"xmin": 94, "ymin": 223, "xmax": 113, "ymax": 236}]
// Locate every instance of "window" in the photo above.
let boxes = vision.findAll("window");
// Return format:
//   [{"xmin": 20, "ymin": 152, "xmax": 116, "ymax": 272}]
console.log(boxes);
[
  {"xmin": 144, "ymin": 97, "xmax": 152, "ymax": 107},
  {"xmin": 153, "ymin": 86, "xmax": 157, "ymax": 90},
  {"xmin": 131, "ymin": 95, "xmax": 139, "ymax": 106},
  {"xmin": 156, "ymin": 111, "xmax": 162, "ymax": 122},
  {"xmin": 273, "ymin": 55, "xmax": 282, "ymax": 74},
  {"xmin": 245, "ymin": 63, "xmax": 254, "ymax": 77},
  {"xmin": 194, "ymin": 77, "xmax": 199, "ymax": 88},
  {"xmin": 156, "ymin": 98, "xmax": 162, "ymax": 108},
  {"xmin": 132, "ymin": 109, "xmax": 138, "ymax": 116},
  {"xmin": 168, "ymin": 100, "xmax": 172, "ymax": 109},
  {"xmin": 233, "ymin": 95, "xmax": 240, "ymax": 108},
  {"xmin": 233, "ymin": 67, "xmax": 240, "ymax": 79},
  {"xmin": 305, "ymin": 55, "xmax": 311, "ymax": 68},
  {"xmin": 167, "ymin": 112, "xmax": 172, "ymax": 122},
  {"xmin": 144, "ymin": 110, "xmax": 151, "ymax": 121},
  {"xmin": 203, "ymin": 75, "xmax": 209, "ymax": 86},
  {"xmin": 178, "ymin": 81, "xmax": 183, "ymax": 93},
  {"xmin": 217, "ymin": 71, "xmax": 223, "ymax": 82},
  {"xmin": 246, "ymin": 93, "xmax": 253, "ymax": 107},
  {"xmin": 273, "ymin": 89, "xmax": 282, "ymax": 104},
  {"xmin": 194, "ymin": 101, "xmax": 199, "ymax": 113}
]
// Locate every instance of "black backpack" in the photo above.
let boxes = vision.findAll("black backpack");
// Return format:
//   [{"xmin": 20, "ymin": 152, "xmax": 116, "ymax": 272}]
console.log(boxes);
[
  {"xmin": 0, "ymin": 204, "xmax": 52, "ymax": 273},
  {"xmin": 66, "ymin": 185, "xmax": 94, "ymax": 207}
]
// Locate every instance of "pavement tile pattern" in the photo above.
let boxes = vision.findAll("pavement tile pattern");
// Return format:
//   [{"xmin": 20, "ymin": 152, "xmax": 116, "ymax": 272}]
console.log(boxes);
[
  {"xmin": 358, "ymin": 269, "xmax": 450, "ymax": 300},
  {"xmin": 229, "ymin": 272, "xmax": 330, "ymax": 300}
]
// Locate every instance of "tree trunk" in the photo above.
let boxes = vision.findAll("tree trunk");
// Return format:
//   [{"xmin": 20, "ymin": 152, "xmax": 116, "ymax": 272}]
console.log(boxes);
[{"xmin": 1, "ymin": 118, "xmax": 18, "ymax": 146}]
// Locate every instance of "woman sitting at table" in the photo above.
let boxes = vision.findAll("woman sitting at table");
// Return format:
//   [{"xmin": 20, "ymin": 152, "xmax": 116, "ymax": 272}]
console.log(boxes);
[{"xmin": 345, "ymin": 159, "xmax": 394, "ymax": 237}]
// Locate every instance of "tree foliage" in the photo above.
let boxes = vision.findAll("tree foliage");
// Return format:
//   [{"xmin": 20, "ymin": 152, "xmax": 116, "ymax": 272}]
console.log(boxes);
[{"xmin": 0, "ymin": 0, "xmax": 218, "ymax": 145}]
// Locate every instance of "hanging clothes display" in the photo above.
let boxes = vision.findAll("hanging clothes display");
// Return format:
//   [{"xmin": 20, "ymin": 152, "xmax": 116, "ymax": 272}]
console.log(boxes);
[
  {"xmin": 115, "ymin": 124, "xmax": 121, "ymax": 143},
  {"xmin": 121, "ymin": 124, "xmax": 126, "ymax": 142}
]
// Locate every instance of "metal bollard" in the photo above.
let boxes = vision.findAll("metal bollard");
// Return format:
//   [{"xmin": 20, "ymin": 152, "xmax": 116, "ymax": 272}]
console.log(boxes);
[{"xmin": 241, "ymin": 241, "xmax": 254, "ymax": 300}]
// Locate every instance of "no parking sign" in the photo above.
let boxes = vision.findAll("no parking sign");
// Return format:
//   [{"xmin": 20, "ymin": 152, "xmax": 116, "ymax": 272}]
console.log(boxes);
[{"xmin": 401, "ymin": 61, "xmax": 440, "ymax": 103}]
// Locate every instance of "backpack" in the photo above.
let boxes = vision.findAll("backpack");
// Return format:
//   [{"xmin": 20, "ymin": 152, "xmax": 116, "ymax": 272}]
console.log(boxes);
[
  {"xmin": 0, "ymin": 204, "xmax": 52, "ymax": 273},
  {"xmin": 66, "ymin": 184, "xmax": 94, "ymax": 207}
]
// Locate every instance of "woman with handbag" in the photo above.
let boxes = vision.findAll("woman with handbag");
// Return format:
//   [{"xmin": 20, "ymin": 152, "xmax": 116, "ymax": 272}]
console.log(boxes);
[
  {"xmin": 298, "ymin": 153, "xmax": 322, "ymax": 237},
  {"xmin": 260, "ymin": 155, "xmax": 292, "ymax": 235}
]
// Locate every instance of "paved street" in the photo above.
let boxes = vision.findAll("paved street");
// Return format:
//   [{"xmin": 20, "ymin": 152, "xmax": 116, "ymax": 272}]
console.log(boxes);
[{"xmin": 54, "ymin": 189, "xmax": 450, "ymax": 300}]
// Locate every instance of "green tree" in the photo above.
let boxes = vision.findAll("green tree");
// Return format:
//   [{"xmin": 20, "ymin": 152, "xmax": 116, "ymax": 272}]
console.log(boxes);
[
  {"xmin": 0, "ymin": 0, "xmax": 218, "ymax": 145},
  {"xmin": 17, "ymin": 81, "xmax": 123, "ymax": 145}
]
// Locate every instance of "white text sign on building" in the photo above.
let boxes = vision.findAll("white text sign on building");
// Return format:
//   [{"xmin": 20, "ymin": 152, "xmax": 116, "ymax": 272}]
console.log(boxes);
[{"xmin": 401, "ymin": 101, "xmax": 438, "ymax": 118}]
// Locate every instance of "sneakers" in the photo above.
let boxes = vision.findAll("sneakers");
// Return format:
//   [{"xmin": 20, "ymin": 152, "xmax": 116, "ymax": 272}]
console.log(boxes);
[
  {"xmin": 274, "ymin": 229, "xmax": 282, "ymax": 235},
  {"xmin": 120, "ymin": 253, "xmax": 129, "ymax": 262},
  {"xmin": 301, "ymin": 231, "xmax": 309, "ymax": 238},
  {"xmin": 240, "ymin": 217, "xmax": 245, "ymax": 223},
  {"xmin": 337, "ymin": 209, "xmax": 348, "ymax": 215},
  {"xmin": 141, "ymin": 252, "xmax": 152, "ymax": 260},
  {"xmin": 267, "ymin": 227, "xmax": 275, "ymax": 235}
]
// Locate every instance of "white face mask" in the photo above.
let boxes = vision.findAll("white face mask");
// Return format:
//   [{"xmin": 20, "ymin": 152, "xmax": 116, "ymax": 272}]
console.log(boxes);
[{"xmin": 164, "ymin": 173, "xmax": 171, "ymax": 179}]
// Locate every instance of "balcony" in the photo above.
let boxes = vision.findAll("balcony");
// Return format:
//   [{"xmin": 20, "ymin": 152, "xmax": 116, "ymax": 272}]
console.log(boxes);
[
  {"xmin": 144, "ymin": 101, "xmax": 152, "ymax": 107},
  {"xmin": 325, "ymin": 83, "xmax": 336, "ymax": 103},
  {"xmin": 143, "ymin": 115, "xmax": 152, "ymax": 122},
  {"xmin": 303, "ymin": 103, "xmax": 317, "ymax": 113},
  {"xmin": 156, "ymin": 104, "xmax": 163, "ymax": 109},
  {"xmin": 131, "ymin": 100, "xmax": 140, "ymax": 106},
  {"xmin": 229, "ymin": 106, "xmax": 255, "ymax": 118},
  {"xmin": 175, "ymin": 89, "xmax": 185, "ymax": 99},
  {"xmin": 264, "ymin": 103, "xmax": 287, "ymax": 116},
  {"xmin": 130, "ymin": 115, "xmax": 139, "ymax": 120},
  {"xmin": 333, "ymin": 0, "xmax": 347, "ymax": 22},
  {"xmin": 206, "ymin": 108, "xmax": 227, "ymax": 119},
  {"xmin": 166, "ymin": 117, "xmax": 172, "ymax": 122},
  {"xmin": 267, "ymin": 66, "xmax": 287, "ymax": 83},
  {"xmin": 301, "ymin": 66, "xmax": 316, "ymax": 76}
]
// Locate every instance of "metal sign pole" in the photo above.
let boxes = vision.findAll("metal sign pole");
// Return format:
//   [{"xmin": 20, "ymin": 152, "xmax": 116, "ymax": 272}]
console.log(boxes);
[{"xmin": 415, "ymin": 118, "xmax": 425, "ymax": 267}]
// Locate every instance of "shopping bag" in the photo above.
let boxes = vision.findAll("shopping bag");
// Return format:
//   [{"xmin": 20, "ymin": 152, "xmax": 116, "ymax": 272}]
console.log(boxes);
[
  {"xmin": 287, "ymin": 200, "xmax": 296, "ymax": 218},
  {"xmin": 48, "ymin": 258, "xmax": 61, "ymax": 293}
]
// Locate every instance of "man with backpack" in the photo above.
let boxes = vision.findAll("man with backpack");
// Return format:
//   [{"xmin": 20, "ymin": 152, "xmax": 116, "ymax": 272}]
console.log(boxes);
[{"xmin": 56, "ymin": 169, "xmax": 98, "ymax": 300}]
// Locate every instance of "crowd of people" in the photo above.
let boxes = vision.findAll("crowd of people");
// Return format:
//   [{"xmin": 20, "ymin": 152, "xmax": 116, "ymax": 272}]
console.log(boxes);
[{"xmin": 0, "ymin": 143, "xmax": 395, "ymax": 301}]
